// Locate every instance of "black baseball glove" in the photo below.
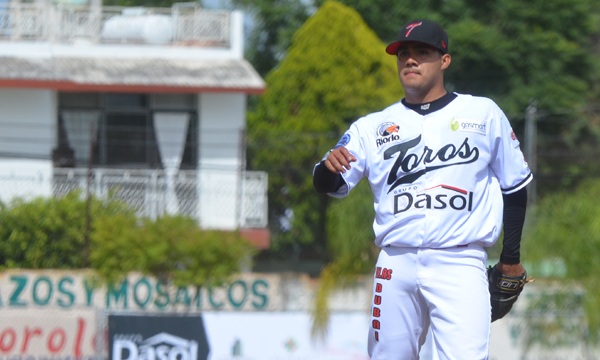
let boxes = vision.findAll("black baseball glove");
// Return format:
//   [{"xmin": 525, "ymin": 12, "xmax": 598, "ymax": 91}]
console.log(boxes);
[{"xmin": 487, "ymin": 264, "xmax": 531, "ymax": 322}]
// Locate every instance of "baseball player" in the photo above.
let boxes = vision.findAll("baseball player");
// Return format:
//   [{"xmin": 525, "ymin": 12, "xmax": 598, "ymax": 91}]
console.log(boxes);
[{"xmin": 313, "ymin": 19, "xmax": 531, "ymax": 359}]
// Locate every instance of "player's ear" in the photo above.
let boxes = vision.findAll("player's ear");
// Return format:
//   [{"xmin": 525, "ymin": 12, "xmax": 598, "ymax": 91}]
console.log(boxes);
[{"xmin": 440, "ymin": 54, "xmax": 451, "ymax": 70}]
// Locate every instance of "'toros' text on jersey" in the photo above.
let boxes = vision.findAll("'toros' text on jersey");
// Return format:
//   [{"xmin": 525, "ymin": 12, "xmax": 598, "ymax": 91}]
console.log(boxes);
[{"xmin": 384, "ymin": 135, "xmax": 479, "ymax": 193}]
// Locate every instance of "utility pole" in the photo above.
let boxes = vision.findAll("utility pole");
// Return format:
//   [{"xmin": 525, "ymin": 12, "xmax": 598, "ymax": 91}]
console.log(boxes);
[
  {"xmin": 84, "ymin": 122, "xmax": 97, "ymax": 268},
  {"xmin": 524, "ymin": 100, "xmax": 537, "ymax": 205}
]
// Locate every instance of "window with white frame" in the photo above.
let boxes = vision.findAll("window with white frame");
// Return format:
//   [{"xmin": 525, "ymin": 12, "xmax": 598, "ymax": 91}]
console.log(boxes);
[{"xmin": 57, "ymin": 92, "xmax": 197, "ymax": 169}]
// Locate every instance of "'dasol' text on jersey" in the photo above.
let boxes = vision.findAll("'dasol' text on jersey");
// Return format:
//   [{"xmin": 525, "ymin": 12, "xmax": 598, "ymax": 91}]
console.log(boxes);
[{"xmin": 323, "ymin": 93, "xmax": 532, "ymax": 249}]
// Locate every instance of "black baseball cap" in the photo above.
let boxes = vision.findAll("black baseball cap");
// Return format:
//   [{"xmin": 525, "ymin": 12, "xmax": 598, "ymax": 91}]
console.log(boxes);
[{"xmin": 385, "ymin": 19, "xmax": 449, "ymax": 55}]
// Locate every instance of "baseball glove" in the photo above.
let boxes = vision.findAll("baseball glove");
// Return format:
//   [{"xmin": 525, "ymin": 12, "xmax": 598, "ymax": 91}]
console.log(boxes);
[{"xmin": 487, "ymin": 264, "xmax": 532, "ymax": 322}]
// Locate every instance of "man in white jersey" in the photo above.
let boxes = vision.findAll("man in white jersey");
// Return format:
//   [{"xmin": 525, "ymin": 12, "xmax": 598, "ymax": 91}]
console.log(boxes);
[{"xmin": 313, "ymin": 19, "xmax": 532, "ymax": 359}]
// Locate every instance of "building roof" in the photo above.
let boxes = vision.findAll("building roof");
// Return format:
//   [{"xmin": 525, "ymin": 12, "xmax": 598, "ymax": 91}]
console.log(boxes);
[{"xmin": 0, "ymin": 56, "xmax": 266, "ymax": 94}]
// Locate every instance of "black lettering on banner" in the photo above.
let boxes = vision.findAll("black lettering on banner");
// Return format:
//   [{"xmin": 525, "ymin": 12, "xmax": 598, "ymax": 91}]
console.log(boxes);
[
  {"xmin": 375, "ymin": 283, "xmax": 383, "ymax": 293},
  {"xmin": 385, "ymin": 136, "xmax": 479, "ymax": 193},
  {"xmin": 374, "ymin": 295, "xmax": 382, "ymax": 305}
]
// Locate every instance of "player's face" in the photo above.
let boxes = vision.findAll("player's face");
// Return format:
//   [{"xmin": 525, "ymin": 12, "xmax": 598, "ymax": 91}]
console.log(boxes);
[{"xmin": 396, "ymin": 43, "xmax": 451, "ymax": 99}]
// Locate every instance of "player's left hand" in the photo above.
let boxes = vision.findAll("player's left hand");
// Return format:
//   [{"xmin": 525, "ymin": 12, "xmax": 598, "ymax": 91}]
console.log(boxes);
[
  {"xmin": 487, "ymin": 262, "xmax": 533, "ymax": 322},
  {"xmin": 495, "ymin": 262, "xmax": 525, "ymax": 277}
]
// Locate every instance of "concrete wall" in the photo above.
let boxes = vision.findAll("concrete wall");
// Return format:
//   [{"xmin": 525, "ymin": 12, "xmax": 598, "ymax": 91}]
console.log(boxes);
[{"xmin": 197, "ymin": 92, "xmax": 246, "ymax": 229}]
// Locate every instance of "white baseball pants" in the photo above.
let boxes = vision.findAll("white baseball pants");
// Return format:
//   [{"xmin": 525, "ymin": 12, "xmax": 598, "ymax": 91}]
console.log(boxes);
[{"xmin": 368, "ymin": 245, "xmax": 491, "ymax": 360}]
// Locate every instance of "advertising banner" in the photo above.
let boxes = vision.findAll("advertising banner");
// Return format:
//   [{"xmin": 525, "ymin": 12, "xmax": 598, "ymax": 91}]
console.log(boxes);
[
  {"xmin": 202, "ymin": 312, "xmax": 370, "ymax": 360},
  {"xmin": 0, "ymin": 308, "xmax": 98, "ymax": 360},
  {"xmin": 0, "ymin": 271, "xmax": 279, "ymax": 312},
  {"xmin": 109, "ymin": 315, "xmax": 209, "ymax": 360}
]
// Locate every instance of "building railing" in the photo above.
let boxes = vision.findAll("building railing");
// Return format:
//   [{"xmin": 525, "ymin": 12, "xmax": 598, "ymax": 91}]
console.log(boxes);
[
  {"xmin": 0, "ymin": 2, "xmax": 231, "ymax": 46},
  {"xmin": 52, "ymin": 168, "xmax": 268, "ymax": 229}
]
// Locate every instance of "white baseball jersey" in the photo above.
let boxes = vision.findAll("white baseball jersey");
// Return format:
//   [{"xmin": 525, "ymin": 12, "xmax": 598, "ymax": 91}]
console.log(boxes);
[{"xmin": 325, "ymin": 93, "xmax": 532, "ymax": 249}]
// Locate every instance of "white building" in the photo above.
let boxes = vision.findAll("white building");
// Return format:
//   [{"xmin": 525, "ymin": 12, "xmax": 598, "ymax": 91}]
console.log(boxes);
[{"xmin": 0, "ymin": 0, "xmax": 269, "ymax": 247}]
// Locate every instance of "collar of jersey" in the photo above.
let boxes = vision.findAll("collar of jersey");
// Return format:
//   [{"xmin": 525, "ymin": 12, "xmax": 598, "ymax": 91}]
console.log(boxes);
[{"xmin": 401, "ymin": 92, "xmax": 458, "ymax": 115}]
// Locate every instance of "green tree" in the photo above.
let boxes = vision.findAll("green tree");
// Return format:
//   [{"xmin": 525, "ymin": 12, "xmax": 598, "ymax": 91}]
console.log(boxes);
[
  {"xmin": 0, "ymin": 193, "xmax": 254, "ymax": 288},
  {"xmin": 0, "ymin": 192, "xmax": 132, "ymax": 269},
  {"xmin": 229, "ymin": 0, "xmax": 312, "ymax": 77},
  {"xmin": 523, "ymin": 178, "xmax": 600, "ymax": 339},
  {"xmin": 322, "ymin": 0, "xmax": 599, "ymax": 116},
  {"xmin": 247, "ymin": 0, "xmax": 403, "ymax": 262},
  {"xmin": 322, "ymin": 0, "xmax": 600, "ymax": 195},
  {"xmin": 312, "ymin": 180, "xmax": 378, "ymax": 336},
  {"xmin": 91, "ymin": 215, "xmax": 255, "ymax": 286}
]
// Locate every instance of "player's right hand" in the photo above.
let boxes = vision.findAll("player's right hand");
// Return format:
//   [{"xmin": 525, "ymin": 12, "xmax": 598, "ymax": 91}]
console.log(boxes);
[{"xmin": 324, "ymin": 147, "xmax": 356, "ymax": 174}]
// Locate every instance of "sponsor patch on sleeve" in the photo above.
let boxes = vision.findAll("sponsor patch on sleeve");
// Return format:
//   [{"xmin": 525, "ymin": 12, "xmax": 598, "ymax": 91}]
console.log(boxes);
[
  {"xmin": 510, "ymin": 130, "xmax": 520, "ymax": 148},
  {"xmin": 334, "ymin": 133, "xmax": 351, "ymax": 149},
  {"xmin": 450, "ymin": 118, "xmax": 487, "ymax": 136}
]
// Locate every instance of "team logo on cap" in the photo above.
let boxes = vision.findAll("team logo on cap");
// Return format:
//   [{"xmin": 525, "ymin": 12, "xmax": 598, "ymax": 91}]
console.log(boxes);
[
  {"xmin": 376, "ymin": 122, "xmax": 401, "ymax": 147},
  {"xmin": 405, "ymin": 22, "xmax": 422, "ymax": 37}
]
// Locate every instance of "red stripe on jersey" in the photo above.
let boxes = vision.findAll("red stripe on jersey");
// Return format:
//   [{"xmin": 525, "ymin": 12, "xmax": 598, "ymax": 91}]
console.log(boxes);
[{"xmin": 425, "ymin": 184, "xmax": 468, "ymax": 194}]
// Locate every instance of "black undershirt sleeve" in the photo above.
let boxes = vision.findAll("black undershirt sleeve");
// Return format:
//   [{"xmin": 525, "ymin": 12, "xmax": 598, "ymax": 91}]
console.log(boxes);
[
  {"xmin": 313, "ymin": 161, "xmax": 346, "ymax": 193},
  {"xmin": 500, "ymin": 187, "xmax": 528, "ymax": 264}
]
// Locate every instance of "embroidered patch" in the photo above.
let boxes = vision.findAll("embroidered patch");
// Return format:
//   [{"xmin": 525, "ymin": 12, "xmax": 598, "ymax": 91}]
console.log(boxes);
[
  {"xmin": 450, "ymin": 118, "xmax": 486, "ymax": 135},
  {"xmin": 377, "ymin": 122, "xmax": 400, "ymax": 137},
  {"xmin": 510, "ymin": 129, "xmax": 520, "ymax": 148},
  {"xmin": 334, "ymin": 133, "xmax": 351, "ymax": 149},
  {"xmin": 376, "ymin": 122, "xmax": 401, "ymax": 147}
]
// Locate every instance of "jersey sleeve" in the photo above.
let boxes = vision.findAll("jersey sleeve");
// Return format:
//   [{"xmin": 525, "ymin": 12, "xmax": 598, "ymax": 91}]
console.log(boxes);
[
  {"xmin": 325, "ymin": 122, "xmax": 368, "ymax": 198},
  {"xmin": 489, "ymin": 108, "xmax": 533, "ymax": 194}
]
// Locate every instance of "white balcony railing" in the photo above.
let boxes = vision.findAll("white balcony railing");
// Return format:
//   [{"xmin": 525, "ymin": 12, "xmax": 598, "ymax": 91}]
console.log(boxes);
[
  {"xmin": 52, "ymin": 168, "xmax": 268, "ymax": 229},
  {"xmin": 0, "ymin": 2, "xmax": 231, "ymax": 46}
]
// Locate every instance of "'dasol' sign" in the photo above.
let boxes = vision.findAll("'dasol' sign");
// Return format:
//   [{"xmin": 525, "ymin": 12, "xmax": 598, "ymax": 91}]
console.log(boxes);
[{"xmin": 0, "ymin": 270, "xmax": 281, "ymax": 312}]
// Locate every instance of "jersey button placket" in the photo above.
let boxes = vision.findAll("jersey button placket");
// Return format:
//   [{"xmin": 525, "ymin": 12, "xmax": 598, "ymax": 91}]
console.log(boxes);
[{"xmin": 422, "ymin": 116, "xmax": 433, "ymax": 246}]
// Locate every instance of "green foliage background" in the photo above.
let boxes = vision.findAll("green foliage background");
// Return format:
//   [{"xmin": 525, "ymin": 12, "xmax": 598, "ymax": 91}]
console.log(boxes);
[
  {"xmin": 247, "ymin": 1, "xmax": 403, "ymax": 261},
  {"xmin": 523, "ymin": 179, "xmax": 600, "ymax": 339},
  {"xmin": 312, "ymin": 180, "xmax": 377, "ymax": 336},
  {"xmin": 0, "ymin": 193, "xmax": 254, "ymax": 288},
  {"xmin": 0, "ymin": 192, "xmax": 132, "ymax": 269},
  {"xmin": 236, "ymin": 0, "xmax": 600, "ymax": 340},
  {"xmin": 92, "ymin": 214, "xmax": 254, "ymax": 286}
]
